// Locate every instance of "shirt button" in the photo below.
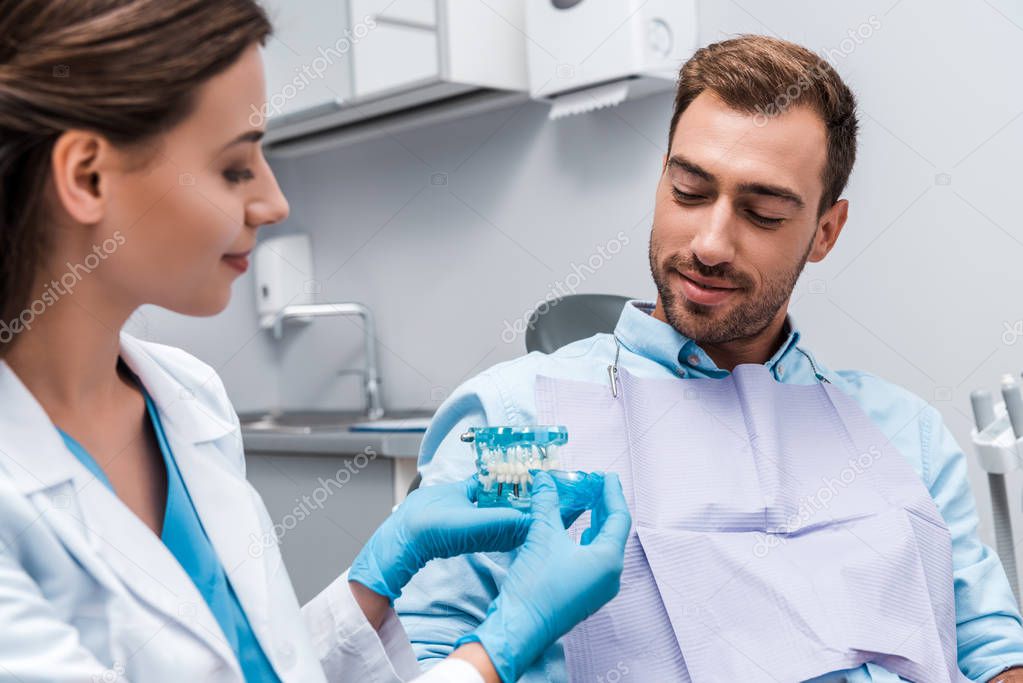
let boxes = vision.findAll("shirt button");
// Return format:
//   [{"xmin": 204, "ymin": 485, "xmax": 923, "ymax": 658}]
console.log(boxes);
[
  {"xmin": 687, "ymin": 354, "xmax": 700, "ymax": 365},
  {"xmin": 776, "ymin": 364, "xmax": 785, "ymax": 377}
]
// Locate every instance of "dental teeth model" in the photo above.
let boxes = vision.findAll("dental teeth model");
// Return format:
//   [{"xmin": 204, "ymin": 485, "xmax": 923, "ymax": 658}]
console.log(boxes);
[{"xmin": 460, "ymin": 426, "xmax": 569, "ymax": 508}]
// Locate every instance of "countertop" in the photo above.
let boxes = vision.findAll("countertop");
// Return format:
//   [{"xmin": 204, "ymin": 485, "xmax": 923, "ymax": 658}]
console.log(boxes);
[{"xmin": 239, "ymin": 409, "xmax": 433, "ymax": 459}]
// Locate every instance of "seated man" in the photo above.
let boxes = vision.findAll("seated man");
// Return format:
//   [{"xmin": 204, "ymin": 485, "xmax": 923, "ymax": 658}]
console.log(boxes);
[{"xmin": 396, "ymin": 34, "xmax": 1023, "ymax": 682}]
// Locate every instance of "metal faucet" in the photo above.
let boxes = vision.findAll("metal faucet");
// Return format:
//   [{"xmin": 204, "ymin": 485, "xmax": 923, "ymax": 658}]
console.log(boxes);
[{"xmin": 269, "ymin": 302, "xmax": 384, "ymax": 420}]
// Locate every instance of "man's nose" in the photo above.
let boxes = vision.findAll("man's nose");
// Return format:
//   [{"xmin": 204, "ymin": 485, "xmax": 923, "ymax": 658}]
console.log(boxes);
[{"xmin": 689, "ymin": 200, "xmax": 737, "ymax": 268}]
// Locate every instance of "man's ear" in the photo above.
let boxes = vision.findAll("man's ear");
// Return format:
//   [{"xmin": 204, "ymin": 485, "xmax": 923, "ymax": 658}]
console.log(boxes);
[
  {"xmin": 50, "ymin": 130, "xmax": 110, "ymax": 226},
  {"xmin": 807, "ymin": 198, "xmax": 849, "ymax": 263}
]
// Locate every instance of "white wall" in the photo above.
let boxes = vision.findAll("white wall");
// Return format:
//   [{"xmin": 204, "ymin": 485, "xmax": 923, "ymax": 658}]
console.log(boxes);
[{"xmin": 137, "ymin": 0, "xmax": 1023, "ymax": 565}]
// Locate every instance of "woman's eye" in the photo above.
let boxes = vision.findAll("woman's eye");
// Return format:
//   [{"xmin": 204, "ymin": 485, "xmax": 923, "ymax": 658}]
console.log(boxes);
[
  {"xmin": 671, "ymin": 188, "xmax": 704, "ymax": 203},
  {"xmin": 748, "ymin": 211, "xmax": 784, "ymax": 227},
  {"xmin": 223, "ymin": 168, "xmax": 254, "ymax": 184}
]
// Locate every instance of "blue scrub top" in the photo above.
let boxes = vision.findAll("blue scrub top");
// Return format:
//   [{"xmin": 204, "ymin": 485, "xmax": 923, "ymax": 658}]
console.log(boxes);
[{"xmin": 56, "ymin": 362, "xmax": 280, "ymax": 682}]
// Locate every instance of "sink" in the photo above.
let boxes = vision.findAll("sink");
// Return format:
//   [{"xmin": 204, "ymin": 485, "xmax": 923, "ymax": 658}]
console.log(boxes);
[
  {"xmin": 238, "ymin": 409, "xmax": 432, "ymax": 434},
  {"xmin": 238, "ymin": 409, "xmax": 435, "ymax": 458}
]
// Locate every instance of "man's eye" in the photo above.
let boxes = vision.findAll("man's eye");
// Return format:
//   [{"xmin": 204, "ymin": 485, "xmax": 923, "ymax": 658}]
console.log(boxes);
[
  {"xmin": 223, "ymin": 168, "xmax": 255, "ymax": 184},
  {"xmin": 671, "ymin": 188, "xmax": 704, "ymax": 203},
  {"xmin": 747, "ymin": 211, "xmax": 784, "ymax": 227}
]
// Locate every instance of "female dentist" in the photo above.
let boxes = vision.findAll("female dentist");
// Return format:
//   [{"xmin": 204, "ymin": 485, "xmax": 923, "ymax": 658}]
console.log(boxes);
[{"xmin": 0, "ymin": 1, "xmax": 630, "ymax": 682}]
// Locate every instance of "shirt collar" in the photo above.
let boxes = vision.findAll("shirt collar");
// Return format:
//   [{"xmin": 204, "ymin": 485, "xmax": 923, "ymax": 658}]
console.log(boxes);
[{"xmin": 613, "ymin": 300, "xmax": 807, "ymax": 379}]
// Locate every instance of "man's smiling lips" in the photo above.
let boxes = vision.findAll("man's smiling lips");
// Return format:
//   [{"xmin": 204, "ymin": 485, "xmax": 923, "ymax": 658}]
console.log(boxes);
[{"xmin": 675, "ymin": 269, "xmax": 740, "ymax": 306}]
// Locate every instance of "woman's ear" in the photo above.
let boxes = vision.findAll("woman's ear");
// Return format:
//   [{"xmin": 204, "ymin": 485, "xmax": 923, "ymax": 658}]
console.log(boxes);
[{"xmin": 49, "ymin": 130, "xmax": 110, "ymax": 225}]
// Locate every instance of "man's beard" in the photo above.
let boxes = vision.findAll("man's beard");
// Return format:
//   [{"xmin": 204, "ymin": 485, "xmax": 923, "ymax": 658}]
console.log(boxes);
[{"xmin": 648, "ymin": 234, "xmax": 814, "ymax": 345}]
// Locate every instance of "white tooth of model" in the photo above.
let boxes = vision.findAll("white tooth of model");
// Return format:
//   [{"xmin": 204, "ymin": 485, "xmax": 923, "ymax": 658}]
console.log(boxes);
[{"xmin": 478, "ymin": 440, "xmax": 568, "ymax": 493}]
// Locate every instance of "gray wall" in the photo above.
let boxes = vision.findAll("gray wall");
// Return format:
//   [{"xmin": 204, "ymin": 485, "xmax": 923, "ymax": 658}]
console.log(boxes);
[{"xmin": 134, "ymin": 1, "xmax": 1023, "ymax": 566}]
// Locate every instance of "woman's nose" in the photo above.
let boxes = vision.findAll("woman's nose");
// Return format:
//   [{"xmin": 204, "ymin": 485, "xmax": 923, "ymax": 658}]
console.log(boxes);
[{"xmin": 248, "ymin": 167, "xmax": 290, "ymax": 228}]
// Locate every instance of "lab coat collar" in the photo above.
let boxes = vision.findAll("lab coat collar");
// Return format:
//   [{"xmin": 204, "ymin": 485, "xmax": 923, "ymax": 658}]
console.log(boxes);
[
  {"xmin": 0, "ymin": 335, "xmax": 269, "ymax": 677},
  {"xmin": 0, "ymin": 355, "xmax": 88, "ymax": 494},
  {"xmin": 614, "ymin": 300, "xmax": 814, "ymax": 380},
  {"xmin": 0, "ymin": 333, "xmax": 234, "ymax": 495},
  {"xmin": 116, "ymin": 334, "xmax": 276, "ymax": 673},
  {"xmin": 118, "ymin": 332, "xmax": 237, "ymax": 444}
]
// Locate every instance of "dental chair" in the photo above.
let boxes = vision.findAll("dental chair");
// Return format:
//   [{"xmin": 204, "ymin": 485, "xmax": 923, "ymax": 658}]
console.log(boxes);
[{"xmin": 524, "ymin": 293, "xmax": 632, "ymax": 354}]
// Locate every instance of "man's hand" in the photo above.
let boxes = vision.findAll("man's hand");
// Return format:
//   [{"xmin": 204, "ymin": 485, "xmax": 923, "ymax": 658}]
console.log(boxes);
[{"xmin": 990, "ymin": 667, "xmax": 1023, "ymax": 682}]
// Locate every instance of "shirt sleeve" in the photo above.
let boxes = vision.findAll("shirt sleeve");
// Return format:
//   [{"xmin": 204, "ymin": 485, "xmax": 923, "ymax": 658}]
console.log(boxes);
[
  {"xmin": 303, "ymin": 371, "xmax": 525, "ymax": 681},
  {"xmin": 302, "ymin": 570, "xmax": 421, "ymax": 682},
  {"xmin": 924, "ymin": 404, "xmax": 1023, "ymax": 680},
  {"xmin": 395, "ymin": 373, "xmax": 519, "ymax": 668},
  {"xmin": 302, "ymin": 571, "xmax": 484, "ymax": 683}
]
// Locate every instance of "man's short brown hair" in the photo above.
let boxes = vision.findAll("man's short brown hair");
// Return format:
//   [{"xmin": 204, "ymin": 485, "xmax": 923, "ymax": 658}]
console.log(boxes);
[{"xmin": 669, "ymin": 34, "xmax": 858, "ymax": 217}]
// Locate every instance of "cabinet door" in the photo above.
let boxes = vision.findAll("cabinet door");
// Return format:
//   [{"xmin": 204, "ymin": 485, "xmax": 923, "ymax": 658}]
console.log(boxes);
[
  {"xmin": 350, "ymin": 0, "xmax": 441, "ymax": 100},
  {"xmin": 259, "ymin": 0, "xmax": 354, "ymax": 126}
]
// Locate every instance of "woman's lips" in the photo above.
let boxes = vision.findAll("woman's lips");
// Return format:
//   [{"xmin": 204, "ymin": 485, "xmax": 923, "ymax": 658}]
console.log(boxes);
[
  {"xmin": 677, "ymin": 271, "xmax": 739, "ymax": 306},
  {"xmin": 222, "ymin": 252, "xmax": 250, "ymax": 273}
]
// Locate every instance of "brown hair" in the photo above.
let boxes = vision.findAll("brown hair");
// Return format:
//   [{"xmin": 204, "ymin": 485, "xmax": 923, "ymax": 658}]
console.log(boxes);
[
  {"xmin": 0, "ymin": 0, "xmax": 272, "ymax": 355},
  {"xmin": 668, "ymin": 34, "xmax": 858, "ymax": 217}
]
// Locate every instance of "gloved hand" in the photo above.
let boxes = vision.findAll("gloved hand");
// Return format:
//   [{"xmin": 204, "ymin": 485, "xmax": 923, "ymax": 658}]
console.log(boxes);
[
  {"xmin": 454, "ymin": 471, "xmax": 632, "ymax": 682},
  {"xmin": 547, "ymin": 470, "xmax": 605, "ymax": 529},
  {"xmin": 349, "ymin": 475, "xmax": 530, "ymax": 603}
]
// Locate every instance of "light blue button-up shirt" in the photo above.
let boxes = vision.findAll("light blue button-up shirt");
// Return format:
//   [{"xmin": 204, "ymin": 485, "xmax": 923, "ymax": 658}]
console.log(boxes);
[{"xmin": 396, "ymin": 301, "xmax": 1023, "ymax": 682}]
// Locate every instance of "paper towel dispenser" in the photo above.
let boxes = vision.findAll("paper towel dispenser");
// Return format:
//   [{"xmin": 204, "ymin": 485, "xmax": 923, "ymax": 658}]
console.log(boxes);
[{"xmin": 526, "ymin": 0, "xmax": 697, "ymax": 120}]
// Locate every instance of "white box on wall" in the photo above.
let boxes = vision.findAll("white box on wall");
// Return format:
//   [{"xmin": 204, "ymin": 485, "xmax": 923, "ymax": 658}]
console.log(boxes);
[{"xmin": 526, "ymin": 0, "xmax": 697, "ymax": 117}]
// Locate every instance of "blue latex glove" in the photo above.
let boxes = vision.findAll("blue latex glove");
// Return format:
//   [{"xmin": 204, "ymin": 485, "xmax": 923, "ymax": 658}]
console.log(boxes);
[
  {"xmin": 455, "ymin": 471, "xmax": 631, "ymax": 682},
  {"xmin": 349, "ymin": 475, "xmax": 530, "ymax": 602},
  {"xmin": 548, "ymin": 470, "xmax": 605, "ymax": 528}
]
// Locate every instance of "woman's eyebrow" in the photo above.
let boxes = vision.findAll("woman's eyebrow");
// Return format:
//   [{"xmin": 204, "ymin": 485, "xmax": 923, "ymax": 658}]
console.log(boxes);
[{"xmin": 219, "ymin": 129, "xmax": 264, "ymax": 151}]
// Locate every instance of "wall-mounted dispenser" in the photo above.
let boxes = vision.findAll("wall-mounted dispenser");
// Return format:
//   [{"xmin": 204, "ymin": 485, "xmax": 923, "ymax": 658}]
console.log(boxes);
[
  {"xmin": 526, "ymin": 0, "xmax": 697, "ymax": 120},
  {"xmin": 253, "ymin": 233, "xmax": 316, "ymax": 331}
]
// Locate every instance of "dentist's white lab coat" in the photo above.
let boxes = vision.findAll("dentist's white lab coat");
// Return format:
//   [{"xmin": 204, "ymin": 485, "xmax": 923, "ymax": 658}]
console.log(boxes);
[{"xmin": 0, "ymin": 333, "xmax": 479, "ymax": 683}]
